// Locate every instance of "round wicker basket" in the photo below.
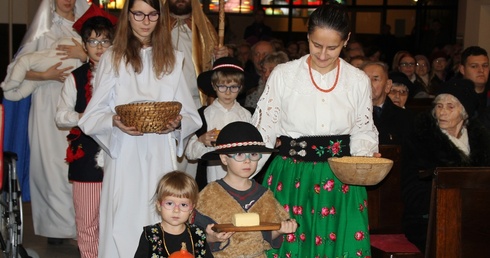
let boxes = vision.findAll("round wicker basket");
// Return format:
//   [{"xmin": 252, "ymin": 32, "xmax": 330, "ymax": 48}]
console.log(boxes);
[
  {"xmin": 115, "ymin": 101, "xmax": 182, "ymax": 133},
  {"xmin": 328, "ymin": 156, "xmax": 393, "ymax": 186}
]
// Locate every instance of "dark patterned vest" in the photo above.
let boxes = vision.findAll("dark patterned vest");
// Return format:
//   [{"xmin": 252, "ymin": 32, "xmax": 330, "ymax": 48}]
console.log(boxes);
[
  {"xmin": 142, "ymin": 223, "xmax": 209, "ymax": 258},
  {"xmin": 66, "ymin": 63, "xmax": 103, "ymax": 182}
]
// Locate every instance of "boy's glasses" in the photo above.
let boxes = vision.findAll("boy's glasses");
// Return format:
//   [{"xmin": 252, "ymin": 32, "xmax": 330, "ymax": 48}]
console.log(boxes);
[
  {"xmin": 129, "ymin": 10, "xmax": 160, "ymax": 22},
  {"xmin": 226, "ymin": 153, "xmax": 262, "ymax": 162},
  {"xmin": 87, "ymin": 39, "xmax": 112, "ymax": 48},
  {"xmin": 215, "ymin": 85, "xmax": 241, "ymax": 93},
  {"xmin": 161, "ymin": 200, "xmax": 192, "ymax": 212}
]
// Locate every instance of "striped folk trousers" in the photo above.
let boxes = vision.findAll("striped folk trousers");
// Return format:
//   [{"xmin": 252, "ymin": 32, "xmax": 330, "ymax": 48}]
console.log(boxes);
[{"xmin": 73, "ymin": 182, "xmax": 102, "ymax": 258}]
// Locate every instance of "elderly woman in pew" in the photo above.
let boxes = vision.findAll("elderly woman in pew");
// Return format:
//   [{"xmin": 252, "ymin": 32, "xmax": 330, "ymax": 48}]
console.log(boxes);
[{"xmin": 401, "ymin": 78, "xmax": 490, "ymax": 252}]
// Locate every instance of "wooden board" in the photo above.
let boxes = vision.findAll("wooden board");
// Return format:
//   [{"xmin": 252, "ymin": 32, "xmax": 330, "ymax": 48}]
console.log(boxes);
[{"xmin": 212, "ymin": 222, "xmax": 281, "ymax": 232}]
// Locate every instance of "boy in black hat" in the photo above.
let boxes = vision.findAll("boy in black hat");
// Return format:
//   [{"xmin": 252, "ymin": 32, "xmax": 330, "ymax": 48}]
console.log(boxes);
[
  {"xmin": 191, "ymin": 121, "xmax": 298, "ymax": 257},
  {"xmin": 186, "ymin": 57, "xmax": 254, "ymax": 189}
]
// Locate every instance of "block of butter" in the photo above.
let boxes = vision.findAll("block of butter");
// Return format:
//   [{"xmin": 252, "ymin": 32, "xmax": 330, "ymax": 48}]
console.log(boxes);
[{"xmin": 232, "ymin": 212, "xmax": 260, "ymax": 227}]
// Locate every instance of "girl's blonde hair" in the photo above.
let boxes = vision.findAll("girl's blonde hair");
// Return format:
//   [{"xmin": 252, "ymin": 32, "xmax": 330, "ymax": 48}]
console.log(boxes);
[
  {"xmin": 112, "ymin": 0, "xmax": 175, "ymax": 77},
  {"xmin": 154, "ymin": 171, "xmax": 199, "ymax": 210}
]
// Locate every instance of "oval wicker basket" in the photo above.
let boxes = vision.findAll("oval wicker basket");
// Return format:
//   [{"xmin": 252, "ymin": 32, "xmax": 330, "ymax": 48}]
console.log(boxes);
[
  {"xmin": 115, "ymin": 101, "xmax": 182, "ymax": 133},
  {"xmin": 328, "ymin": 156, "xmax": 393, "ymax": 186}
]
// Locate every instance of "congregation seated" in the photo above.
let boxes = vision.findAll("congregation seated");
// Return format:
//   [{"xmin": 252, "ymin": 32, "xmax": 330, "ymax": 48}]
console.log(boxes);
[
  {"xmin": 362, "ymin": 61, "xmax": 414, "ymax": 145},
  {"xmin": 401, "ymin": 78, "xmax": 490, "ymax": 252},
  {"xmin": 392, "ymin": 51, "xmax": 431, "ymax": 99}
]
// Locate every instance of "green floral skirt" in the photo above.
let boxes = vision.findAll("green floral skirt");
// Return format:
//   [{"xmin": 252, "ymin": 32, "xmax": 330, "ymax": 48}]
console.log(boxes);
[{"xmin": 263, "ymin": 156, "xmax": 371, "ymax": 258}]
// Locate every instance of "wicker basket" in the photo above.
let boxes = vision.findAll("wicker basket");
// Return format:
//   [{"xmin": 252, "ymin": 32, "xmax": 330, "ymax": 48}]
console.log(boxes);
[
  {"xmin": 328, "ymin": 156, "xmax": 393, "ymax": 186},
  {"xmin": 115, "ymin": 101, "xmax": 182, "ymax": 133}
]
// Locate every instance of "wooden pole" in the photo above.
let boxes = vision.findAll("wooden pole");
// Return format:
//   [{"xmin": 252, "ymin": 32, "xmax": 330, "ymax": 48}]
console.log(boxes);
[{"xmin": 218, "ymin": 0, "xmax": 225, "ymax": 47}]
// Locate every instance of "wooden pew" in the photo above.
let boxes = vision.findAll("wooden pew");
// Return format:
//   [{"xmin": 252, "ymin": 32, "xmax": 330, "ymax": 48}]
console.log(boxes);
[
  {"xmin": 426, "ymin": 167, "xmax": 490, "ymax": 257},
  {"xmin": 368, "ymin": 145, "xmax": 423, "ymax": 258},
  {"xmin": 367, "ymin": 145, "xmax": 404, "ymax": 233}
]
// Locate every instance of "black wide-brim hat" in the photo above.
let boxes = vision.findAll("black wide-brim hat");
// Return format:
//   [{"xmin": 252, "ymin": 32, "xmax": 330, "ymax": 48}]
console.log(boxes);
[
  {"xmin": 201, "ymin": 121, "xmax": 277, "ymax": 161},
  {"xmin": 197, "ymin": 57, "xmax": 257, "ymax": 96}
]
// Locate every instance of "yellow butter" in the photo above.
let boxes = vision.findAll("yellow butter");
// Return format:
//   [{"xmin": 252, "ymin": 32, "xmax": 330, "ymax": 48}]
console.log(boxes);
[{"xmin": 232, "ymin": 213, "xmax": 260, "ymax": 227}]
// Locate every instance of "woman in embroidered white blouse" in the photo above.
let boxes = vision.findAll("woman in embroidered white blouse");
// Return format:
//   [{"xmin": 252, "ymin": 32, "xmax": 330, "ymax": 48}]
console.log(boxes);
[{"xmin": 252, "ymin": 3, "xmax": 379, "ymax": 258}]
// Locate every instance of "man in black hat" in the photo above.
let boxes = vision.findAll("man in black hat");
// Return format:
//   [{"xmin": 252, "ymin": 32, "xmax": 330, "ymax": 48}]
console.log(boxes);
[{"xmin": 363, "ymin": 62, "xmax": 414, "ymax": 145}]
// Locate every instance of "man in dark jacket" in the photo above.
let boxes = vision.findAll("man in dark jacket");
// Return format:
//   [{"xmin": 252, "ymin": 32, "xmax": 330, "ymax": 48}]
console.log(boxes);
[{"xmin": 362, "ymin": 61, "xmax": 414, "ymax": 145}]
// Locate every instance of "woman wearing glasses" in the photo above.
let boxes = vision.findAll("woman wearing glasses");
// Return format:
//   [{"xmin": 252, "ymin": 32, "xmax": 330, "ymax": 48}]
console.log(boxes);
[
  {"xmin": 388, "ymin": 71, "xmax": 414, "ymax": 109},
  {"xmin": 396, "ymin": 51, "xmax": 430, "ymax": 99},
  {"xmin": 78, "ymin": 0, "xmax": 201, "ymax": 257},
  {"xmin": 185, "ymin": 57, "xmax": 254, "ymax": 189}
]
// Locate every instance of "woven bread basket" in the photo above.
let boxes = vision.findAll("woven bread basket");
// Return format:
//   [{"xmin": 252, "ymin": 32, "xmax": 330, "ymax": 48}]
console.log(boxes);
[
  {"xmin": 328, "ymin": 156, "xmax": 393, "ymax": 186},
  {"xmin": 115, "ymin": 101, "xmax": 182, "ymax": 133}
]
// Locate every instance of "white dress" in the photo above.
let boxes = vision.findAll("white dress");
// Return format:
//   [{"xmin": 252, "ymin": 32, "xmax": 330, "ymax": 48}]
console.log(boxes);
[
  {"xmin": 78, "ymin": 48, "xmax": 201, "ymax": 258},
  {"xmin": 28, "ymin": 13, "xmax": 84, "ymax": 238},
  {"xmin": 253, "ymin": 55, "xmax": 379, "ymax": 169},
  {"xmin": 185, "ymin": 100, "xmax": 251, "ymax": 182}
]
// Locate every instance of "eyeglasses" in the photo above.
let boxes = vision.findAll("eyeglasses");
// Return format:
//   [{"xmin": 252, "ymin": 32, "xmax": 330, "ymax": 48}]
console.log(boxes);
[
  {"xmin": 389, "ymin": 89, "xmax": 409, "ymax": 96},
  {"xmin": 215, "ymin": 85, "xmax": 242, "ymax": 93},
  {"xmin": 86, "ymin": 39, "xmax": 112, "ymax": 48},
  {"xmin": 160, "ymin": 200, "xmax": 192, "ymax": 212},
  {"xmin": 434, "ymin": 59, "xmax": 447, "ymax": 63},
  {"xmin": 226, "ymin": 153, "xmax": 262, "ymax": 162},
  {"xmin": 416, "ymin": 63, "xmax": 427, "ymax": 67},
  {"xmin": 399, "ymin": 62, "xmax": 416, "ymax": 67},
  {"xmin": 129, "ymin": 10, "xmax": 160, "ymax": 22}
]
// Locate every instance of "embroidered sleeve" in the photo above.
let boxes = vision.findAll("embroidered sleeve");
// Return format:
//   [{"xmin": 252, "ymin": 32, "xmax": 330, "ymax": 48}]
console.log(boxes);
[{"xmin": 349, "ymin": 72, "xmax": 379, "ymax": 156}]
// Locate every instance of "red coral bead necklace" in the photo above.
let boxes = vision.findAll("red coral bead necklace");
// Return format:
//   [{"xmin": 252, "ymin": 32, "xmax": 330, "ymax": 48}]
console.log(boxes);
[{"xmin": 308, "ymin": 56, "xmax": 340, "ymax": 93}]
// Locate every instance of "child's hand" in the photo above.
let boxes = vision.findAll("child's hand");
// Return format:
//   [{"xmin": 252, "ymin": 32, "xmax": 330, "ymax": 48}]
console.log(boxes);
[
  {"xmin": 198, "ymin": 128, "xmax": 220, "ymax": 147},
  {"xmin": 113, "ymin": 115, "xmax": 143, "ymax": 136},
  {"xmin": 205, "ymin": 224, "xmax": 234, "ymax": 243},
  {"xmin": 159, "ymin": 115, "xmax": 182, "ymax": 134},
  {"xmin": 278, "ymin": 218, "xmax": 298, "ymax": 234}
]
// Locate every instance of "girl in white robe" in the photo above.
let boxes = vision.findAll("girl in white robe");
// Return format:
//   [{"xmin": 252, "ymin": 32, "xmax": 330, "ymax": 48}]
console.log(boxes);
[{"xmin": 78, "ymin": 0, "xmax": 201, "ymax": 257}]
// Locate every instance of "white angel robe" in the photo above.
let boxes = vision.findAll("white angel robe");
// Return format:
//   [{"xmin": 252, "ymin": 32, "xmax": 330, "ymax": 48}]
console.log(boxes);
[
  {"xmin": 28, "ymin": 12, "xmax": 85, "ymax": 238},
  {"xmin": 78, "ymin": 48, "xmax": 201, "ymax": 258}
]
